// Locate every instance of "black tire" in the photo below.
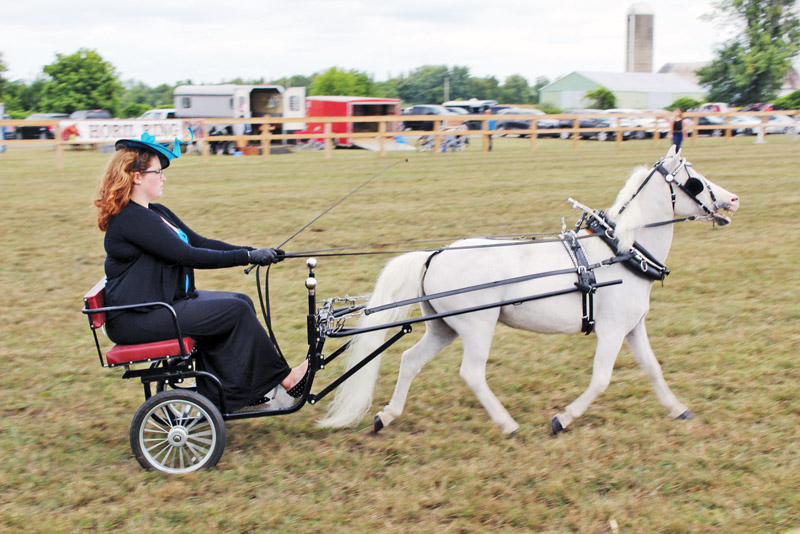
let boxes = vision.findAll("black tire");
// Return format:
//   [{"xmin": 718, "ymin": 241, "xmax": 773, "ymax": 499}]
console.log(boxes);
[
  {"xmin": 597, "ymin": 131, "xmax": 608, "ymax": 142},
  {"xmin": 130, "ymin": 390, "xmax": 225, "ymax": 474},
  {"xmin": 712, "ymin": 129, "xmax": 723, "ymax": 137},
  {"xmin": 634, "ymin": 130, "xmax": 646, "ymax": 140}
]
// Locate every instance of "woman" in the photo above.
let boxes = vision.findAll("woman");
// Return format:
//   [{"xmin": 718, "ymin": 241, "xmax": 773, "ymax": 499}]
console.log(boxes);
[
  {"xmin": 94, "ymin": 133, "xmax": 307, "ymax": 412},
  {"xmin": 670, "ymin": 108, "xmax": 686, "ymax": 150}
]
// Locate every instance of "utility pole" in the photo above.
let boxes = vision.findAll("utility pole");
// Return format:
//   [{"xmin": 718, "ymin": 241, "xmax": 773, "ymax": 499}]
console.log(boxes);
[{"xmin": 444, "ymin": 77, "xmax": 450, "ymax": 102}]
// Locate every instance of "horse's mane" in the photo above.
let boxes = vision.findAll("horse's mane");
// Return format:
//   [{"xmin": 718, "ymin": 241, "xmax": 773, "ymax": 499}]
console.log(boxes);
[{"xmin": 605, "ymin": 165, "xmax": 650, "ymax": 251}]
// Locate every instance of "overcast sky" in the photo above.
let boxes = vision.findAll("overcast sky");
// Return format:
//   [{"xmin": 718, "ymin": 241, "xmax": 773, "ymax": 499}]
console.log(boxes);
[{"xmin": 2, "ymin": 0, "xmax": 734, "ymax": 87}]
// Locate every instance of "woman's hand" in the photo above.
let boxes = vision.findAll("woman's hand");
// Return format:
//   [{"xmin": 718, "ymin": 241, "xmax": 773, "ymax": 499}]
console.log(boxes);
[{"xmin": 248, "ymin": 248, "xmax": 285, "ymax": 265}]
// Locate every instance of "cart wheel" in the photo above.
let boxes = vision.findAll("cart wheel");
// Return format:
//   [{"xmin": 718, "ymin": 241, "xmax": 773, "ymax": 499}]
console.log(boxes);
[{"xmin": 130, "ymin": 390, "xmax": 225, "ymax": 474}]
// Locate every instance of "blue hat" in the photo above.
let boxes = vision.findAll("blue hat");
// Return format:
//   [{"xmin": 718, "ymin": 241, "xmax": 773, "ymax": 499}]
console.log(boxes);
[{"xmin": 115, "ymin": 131, "xmax": 185, "ymax": 169}]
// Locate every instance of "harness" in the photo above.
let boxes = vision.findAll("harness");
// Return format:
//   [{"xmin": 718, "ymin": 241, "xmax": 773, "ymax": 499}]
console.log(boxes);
[
  {"xmin": 559, "ymin": 156, "xmax": 720, "ymax": 334},
  {"xmin": 560, "ymin": 224, "xmax": 598, "ymax": 335}
]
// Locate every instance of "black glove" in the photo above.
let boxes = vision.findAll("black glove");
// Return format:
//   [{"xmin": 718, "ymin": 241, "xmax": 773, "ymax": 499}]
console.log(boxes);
[{"xmin": 248, "ymin": 248, "xmax": 282, "ymax": 265}]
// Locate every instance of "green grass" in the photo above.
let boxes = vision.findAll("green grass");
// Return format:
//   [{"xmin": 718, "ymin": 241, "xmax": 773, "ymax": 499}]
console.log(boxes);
[{"xmin": 1, "ymin": 136, "xmax": 798, "ymax": 533}]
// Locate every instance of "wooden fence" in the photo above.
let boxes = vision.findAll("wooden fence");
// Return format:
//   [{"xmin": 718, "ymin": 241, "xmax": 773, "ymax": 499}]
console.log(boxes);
[{"xmin": 1, "ymin": 110, "xmax": 797, "ymax": 168}]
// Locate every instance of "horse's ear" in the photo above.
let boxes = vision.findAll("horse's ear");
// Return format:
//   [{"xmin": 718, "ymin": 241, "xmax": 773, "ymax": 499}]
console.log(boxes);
[{"xmin": 666, "ymin": 145, "xmax": 677, "ymax": 159}]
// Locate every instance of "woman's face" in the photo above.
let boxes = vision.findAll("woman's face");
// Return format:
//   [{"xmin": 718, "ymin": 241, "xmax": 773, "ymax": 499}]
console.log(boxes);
[{"xmin": 136, "ymin": 154, "xmax": 165, "ymax": 202}]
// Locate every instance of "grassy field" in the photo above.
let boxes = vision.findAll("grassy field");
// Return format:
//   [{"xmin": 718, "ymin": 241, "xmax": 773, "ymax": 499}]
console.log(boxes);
[{"xmin": 1, "ymin": 136, "xmax": 798, "ymax": 533}]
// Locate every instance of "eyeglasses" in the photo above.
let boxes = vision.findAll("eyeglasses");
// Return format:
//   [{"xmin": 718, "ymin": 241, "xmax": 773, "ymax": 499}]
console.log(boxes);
[{"xmin": 140, "ymin": 169, "xmax": 164, "ymax": 177}]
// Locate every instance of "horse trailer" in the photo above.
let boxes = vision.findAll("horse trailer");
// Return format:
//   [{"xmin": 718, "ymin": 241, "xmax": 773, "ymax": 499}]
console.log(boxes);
[{"xmin": 305, "ymin": 96, "xmax": 402, "ymax": 147}]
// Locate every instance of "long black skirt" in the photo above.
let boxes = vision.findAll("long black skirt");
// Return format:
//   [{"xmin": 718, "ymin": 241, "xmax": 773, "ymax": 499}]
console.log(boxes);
[{"xmin": 106, "ymin": 290, "xmax": 291, "ymax": 411}]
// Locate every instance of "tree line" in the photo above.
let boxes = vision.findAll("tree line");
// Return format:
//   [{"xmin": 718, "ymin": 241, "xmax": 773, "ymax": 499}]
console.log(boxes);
[{"xmin": 0, "ymin": 50, "xmax": 551, "ymax": 119}]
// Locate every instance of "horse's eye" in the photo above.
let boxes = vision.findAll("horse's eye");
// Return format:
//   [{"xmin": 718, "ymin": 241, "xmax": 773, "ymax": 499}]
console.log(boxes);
[{"xmin": 684, "ymin": 177, "xmax": 704, "ymax": 197}]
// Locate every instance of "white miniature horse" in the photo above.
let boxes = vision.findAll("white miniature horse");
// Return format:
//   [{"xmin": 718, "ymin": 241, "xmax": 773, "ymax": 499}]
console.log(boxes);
[{"xmin": 317, "ymin": 146, "xmax": 740, "ymax": 434}]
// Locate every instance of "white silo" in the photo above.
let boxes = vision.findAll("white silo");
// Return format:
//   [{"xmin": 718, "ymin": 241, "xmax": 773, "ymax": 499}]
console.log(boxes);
[{"xmin": 626, "ymin": 3, "xmax": 654, "ymax": 73}]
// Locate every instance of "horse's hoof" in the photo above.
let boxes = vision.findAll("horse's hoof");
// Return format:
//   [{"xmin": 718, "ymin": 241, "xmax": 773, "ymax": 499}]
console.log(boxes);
[
  {"xmin": 677, "ymin": 409, "xmax": 695, "ymax": 420},
  {"xmin": 373, "ymin": 415, "xmax": 384, "ymax": 433},
  {"xmin": 551, "ymin": 415, "xmax": 564, "ymax": 435}
]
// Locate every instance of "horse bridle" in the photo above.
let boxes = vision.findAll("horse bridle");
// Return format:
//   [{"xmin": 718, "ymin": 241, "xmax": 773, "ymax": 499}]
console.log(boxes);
[{"xmin": 618, "ymin": 157, "xmax": 720, "ymax": 219}]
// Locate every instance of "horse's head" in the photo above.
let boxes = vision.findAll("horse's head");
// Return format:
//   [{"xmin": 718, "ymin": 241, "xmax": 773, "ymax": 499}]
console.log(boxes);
[{"xmin": 661, "ymin": 146, "xmax": 740, "ymax": 226}]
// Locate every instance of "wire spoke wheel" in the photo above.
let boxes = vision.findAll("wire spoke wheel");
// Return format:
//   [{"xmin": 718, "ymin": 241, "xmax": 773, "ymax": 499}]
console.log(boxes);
[{"xmin": 130, "ymin": 390, "xmax": 225, "ymax": 474}]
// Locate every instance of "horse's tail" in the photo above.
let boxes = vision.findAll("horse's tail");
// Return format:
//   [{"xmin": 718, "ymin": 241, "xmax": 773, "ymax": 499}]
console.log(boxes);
[{"xmin": 316, "ymin": 251, "xmax": 431, "ymax": 428}]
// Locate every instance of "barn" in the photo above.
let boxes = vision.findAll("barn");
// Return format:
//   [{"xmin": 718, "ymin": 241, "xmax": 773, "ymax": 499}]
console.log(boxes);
[{"xmin": 540, "ymin": 71, "xmax": 705, "ymax": 110}]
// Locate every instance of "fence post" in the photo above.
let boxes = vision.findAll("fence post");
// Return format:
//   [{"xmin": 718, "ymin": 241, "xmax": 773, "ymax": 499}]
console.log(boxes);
[
  {"xmin": 200, "ymin": 120, "xmax": 209, "ymax": 163},
  {"xmin": 434, "ymin": 119, "xmax": 442, "ymax": 154},
  {"xmin": 379, "ymin": 120, "xmax": 386, "ymax": 157},
  {"xmin": 755, "ymin": 115, "xmax": 766, "ymax": 144},
  {"xmin": 324, "ymin": 122, "xmax": 333, "ymax": 159},
  {"xmin": 725, "ymin": 115, "xmax": 732, "ymax": 142},
  {"xmin": 654, "ymin": 117, "xmax": 660, "ymax": 146},
  {"xmin": 262, "ymin": 123, "xmax": 271, "ymax": 162},
  {"xmin": 56, "ymin": 123, "xmax": 64, "ymax": 169},
  {"xmin": 572, "ymin": 118, "xmax": 579, "ymax": 149}
]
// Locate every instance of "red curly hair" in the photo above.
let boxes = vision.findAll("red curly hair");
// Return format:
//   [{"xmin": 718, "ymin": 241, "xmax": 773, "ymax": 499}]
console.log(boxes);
[{"xmin": 94, "ymin": 148, "xmax": 154, "ymax": 231}]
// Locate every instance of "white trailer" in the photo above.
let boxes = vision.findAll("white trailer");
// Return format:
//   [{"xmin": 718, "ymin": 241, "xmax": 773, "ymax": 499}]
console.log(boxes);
[{"xmin": 173, "ymin": 84, "xmax": 306, "ymax": 152}]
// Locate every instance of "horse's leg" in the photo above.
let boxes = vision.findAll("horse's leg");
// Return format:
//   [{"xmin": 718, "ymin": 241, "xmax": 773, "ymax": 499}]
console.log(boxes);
[
  {"xmin": 375, "ymin": 317, "xmax": 457, "ymax": 431},
  {"xmin": 552, "ymin": 330, "xmax": 625, "ymax": 434},
  {"xmin": 625, "ymin": 318, "xmax": 692, "ymax": 419},
  {"xmin": 458, "ymin": 313, "xmax": 520, "ymax": 434}
]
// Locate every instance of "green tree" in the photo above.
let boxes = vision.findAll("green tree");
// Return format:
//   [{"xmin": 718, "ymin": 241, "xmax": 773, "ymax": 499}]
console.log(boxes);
[
  {"xmin": 470, "ymin": 76, "xmax": 501, "ymax": 101},
  {"xmin": 39, "ymin": 48, "xmax": 122, "ymax": 114},
  {"xmin": 585, "ymin": 86, "xmax": 617, "ymax": 109},
  {"xmin": 0, "ymin": 51, "xmax": 7, "ymax": 93},
  {"xmin": 500, "ymin": 75, "xmax": 532, "ymax": 104},
  {"xmin": 374, "ymin": 78, "xmax": 401, "ymax": 99},
  {"xmin": 397, "ymin": 65, "xmax": 450, "ymax": 103},
  {"xmin": 309, "ymin": 67, "xmax": 375, "ymax": 96},
  {"xmin": 773, "ymin": 88, "xmax": 800, "ymax": 108},
  {"xmin": 666, "ymin": 96, "xmax": 703, "ymax": 111},
  {"xmin": 446, "ymin": 66, "xmax": 473, "ymax": 100},
  {"xmin": 120, "ymin": 102, "xmax": 151, "ymax": 118},
  {"xmin": 532, "ymin": 76, "xmax": 550, "ymax": 104},
  {"xmin": 697, "ymin": 0, "xmax": 800, "ymax": 105}
]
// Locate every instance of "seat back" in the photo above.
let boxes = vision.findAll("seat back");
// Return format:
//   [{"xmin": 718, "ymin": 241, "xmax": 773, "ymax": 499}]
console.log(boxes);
[{"xmin": 84, "ymin": 278, "xmax": 107, "ymax": 329}]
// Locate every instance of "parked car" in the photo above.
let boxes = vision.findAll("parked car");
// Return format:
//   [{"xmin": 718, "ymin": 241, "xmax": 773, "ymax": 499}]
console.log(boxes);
[
  {"xmin": 139, "ymin": 108, "xmax": 176, "ymax": 120},
  {"xmin": 488, "ymin": 105, "xmax": 515, "ymax": 114},
  {"xmin": 694, "ymin": 116, "xmax": 726, "ymax": 136},
  {"xmin": 740, "ymin": 102, "xmax": 773, "ymax": 112},
  {"xmin": 15, "ymin": 112, "xmax": 69, "ymax": 139},
  {"xmin": 558, "ymin": 110, "xmax": 621, "ymax": 141},
  {"xmin": 69, "ymin": 109, "xmax": 112, "ymax": 120},
  {"xmin": 401, "ymin": 105, "xmax": 464, "ymax": 131},
  {"xmin": 729, "ymin": 115, "xmax": 762, "ymax": 135},
  {"xmin": 495, "ymin": 108, "xmax": 559, "ymax": 137},
  {"xmin": 442, "ymin": 100, "xmax": 499, "ymax": 129},
  {"xmin": 605, "ymin": 108, "xmax": 668, "ymax": 139},
  {"xmin": 765, "ymin": 114, "xmax": 799, "ymax": 134},
  {"xmin": 697, "ymin": 102, "xmax": 730, "ymax": 113}
]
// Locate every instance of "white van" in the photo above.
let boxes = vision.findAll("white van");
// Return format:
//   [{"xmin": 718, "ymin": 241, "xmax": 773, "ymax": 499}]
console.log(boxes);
[{"xmin": 139, "ymin": 108, "xmax": 176, "ymax": 120}]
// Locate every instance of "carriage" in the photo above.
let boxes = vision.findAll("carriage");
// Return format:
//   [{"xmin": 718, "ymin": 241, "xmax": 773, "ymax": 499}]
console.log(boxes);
[{"xmin": 82, "ymin": 147, "xmax": 738, "ymax": 474}]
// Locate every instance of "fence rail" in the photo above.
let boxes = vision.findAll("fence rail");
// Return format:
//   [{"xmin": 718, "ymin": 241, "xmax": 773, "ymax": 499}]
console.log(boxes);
[{"xmin": 1, "ymin": 110, "xmax": 797, "ymax": 168}]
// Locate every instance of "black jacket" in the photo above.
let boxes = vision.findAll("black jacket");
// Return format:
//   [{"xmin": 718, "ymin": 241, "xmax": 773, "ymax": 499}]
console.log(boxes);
[{"xmin": 104, "ymin": 202, "xmax": 250, "ymax": 309}]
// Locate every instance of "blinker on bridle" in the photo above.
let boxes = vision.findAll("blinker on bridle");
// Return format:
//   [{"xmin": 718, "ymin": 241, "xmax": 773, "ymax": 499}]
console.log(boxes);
[{"xmin": 618, "ymin": 157, "xmax": 719, "ymax": 218}]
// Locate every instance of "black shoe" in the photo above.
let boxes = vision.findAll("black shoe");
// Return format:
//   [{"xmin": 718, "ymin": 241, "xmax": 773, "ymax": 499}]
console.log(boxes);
[{"xmin": 285, "ymin": 368, "xmax": 310, "ymax": 398}]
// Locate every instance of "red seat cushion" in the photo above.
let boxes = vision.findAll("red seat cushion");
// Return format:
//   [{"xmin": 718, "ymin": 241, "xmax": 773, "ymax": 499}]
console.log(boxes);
[{"xmin": 106, "ymin": 337, "xmax": 197, "ymax": 366}]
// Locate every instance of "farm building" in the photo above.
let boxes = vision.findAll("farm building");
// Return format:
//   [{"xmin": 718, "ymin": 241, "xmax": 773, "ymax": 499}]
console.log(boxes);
[{"xmin": 540, "ymin": 71, "xmax": 705, "ymax": 110}]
